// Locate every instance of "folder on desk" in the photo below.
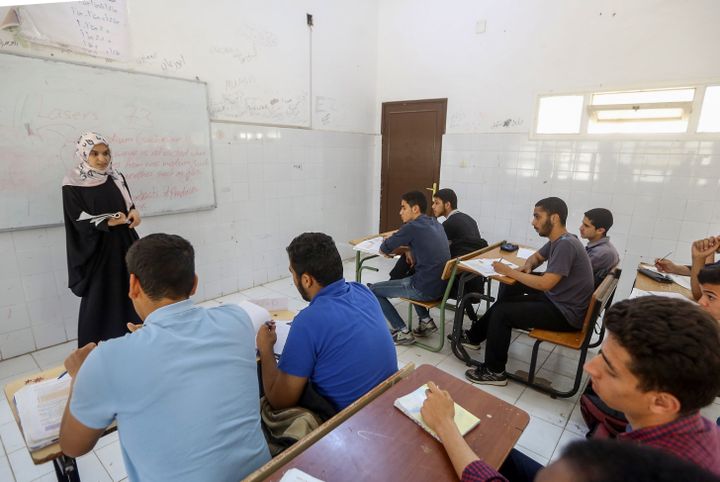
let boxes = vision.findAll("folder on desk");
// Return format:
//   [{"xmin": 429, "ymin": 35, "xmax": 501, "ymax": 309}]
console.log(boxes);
[
  {"xmin": 14, "ymin": 377, "xmax": 71, "ymax": 450},
  {"xmin": 394, "ymin": 384, "xmax": 480, "ymax": 442}
]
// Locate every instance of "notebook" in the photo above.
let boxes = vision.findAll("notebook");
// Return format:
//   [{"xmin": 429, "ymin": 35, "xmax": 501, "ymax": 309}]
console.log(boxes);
[
  {"xmin": 394, "ymin": 384, "xmax": 481, "ymax": 441},
  {"xmin": 14, "ymin": 376, "xmax": 72, "ymax": 450}
]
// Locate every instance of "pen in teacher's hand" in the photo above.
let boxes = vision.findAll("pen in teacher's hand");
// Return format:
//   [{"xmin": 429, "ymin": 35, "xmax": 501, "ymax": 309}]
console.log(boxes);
[{"xmin": 58, "ymin": 370, "xmax": 67, "ymax": 379}]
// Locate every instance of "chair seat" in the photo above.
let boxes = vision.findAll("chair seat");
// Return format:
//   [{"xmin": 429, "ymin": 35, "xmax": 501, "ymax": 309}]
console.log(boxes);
[
  {"xmin": 529, "ymin": 328, "xmax": 586, "ymax": 350},
  {"xmin": 398, "ymin": 298, "xmax": 441, "ymax": 310}
]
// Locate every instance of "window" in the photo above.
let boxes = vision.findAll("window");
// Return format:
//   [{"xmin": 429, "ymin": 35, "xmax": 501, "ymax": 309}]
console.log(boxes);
[
  {"xmin": 536, "ymin": 96, "xmax": 584, "ymax": 134},
  {"xmin": 698, "ymin": 86, "xmax": 720, "ymax": 133}
]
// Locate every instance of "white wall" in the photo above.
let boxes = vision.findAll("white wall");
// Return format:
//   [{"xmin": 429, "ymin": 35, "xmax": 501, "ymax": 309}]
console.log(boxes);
[
  {"xmin": 375, "ymin": 0, "xmax": 720, "ymax": 298},
  {"xmin": 0, "ymin": 1, "xmax": 379, "ymax": 358}
]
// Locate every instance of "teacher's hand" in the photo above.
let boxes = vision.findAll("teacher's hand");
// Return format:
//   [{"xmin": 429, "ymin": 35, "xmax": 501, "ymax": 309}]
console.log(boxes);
[
  {"xmin": 107, "ymin": 212, "xmax": 128, "ymax": 226},
  {"xmin": 127, "ymin": 209, "xmax": 142, "ymax": 228}
]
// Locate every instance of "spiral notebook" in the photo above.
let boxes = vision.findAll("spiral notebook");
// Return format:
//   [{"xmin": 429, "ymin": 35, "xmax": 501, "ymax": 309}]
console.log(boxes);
[{"xmin": 394, "ymin": 384, "xmax": 481, "ymax": 441}]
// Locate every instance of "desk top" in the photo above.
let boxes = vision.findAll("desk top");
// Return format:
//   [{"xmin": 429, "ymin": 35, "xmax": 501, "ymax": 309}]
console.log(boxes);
[
  {"xmin": 458, "ymin": 244, "xmax": 534, "ymax": 285},
  {"xmin": 265, "ymin": 364, "xmax": 529, "ymax": 482},
  {"xmin": 348, "ymin": 231, "xmax": 395, "ymax": 246},
  {"xmin": 3, "ymin": 366, "xmax": 117, "ymax": 465},
  {"xmin": 634, "ymin": 264, "xmax": 693, "ymax": 300}
]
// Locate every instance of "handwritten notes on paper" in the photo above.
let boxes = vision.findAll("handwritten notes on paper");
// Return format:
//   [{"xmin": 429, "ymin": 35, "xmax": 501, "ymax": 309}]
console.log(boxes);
[{"xmin": 16, "ymin": 1, "xmax": 130, "ymax": 59}]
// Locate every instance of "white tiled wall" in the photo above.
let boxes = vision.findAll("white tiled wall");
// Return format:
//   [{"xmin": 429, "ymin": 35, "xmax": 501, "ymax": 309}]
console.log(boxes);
[
  {"xmin": 0, "ymin": 125, "xmax": 377, "ymax": 359},
  {"xmin": 439, "ymin": 133, "xmax": 720, "ymax": 299}
]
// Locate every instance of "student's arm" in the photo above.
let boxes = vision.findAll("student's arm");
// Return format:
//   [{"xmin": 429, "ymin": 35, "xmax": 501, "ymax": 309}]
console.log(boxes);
[
  {"xmin": 690, "ymin": 237, "xmax": 720, "ymax": 301},
  {"xmin": 256, "ymin": 323, "xmax": 308, "ymax": 409},
  {"xmin": 59, "ymin": 343, "xmax": 106, "ymax": 457},
  {"xmin": 421, "ymin": 383, "xmax": 503, "ymax": 480},
  {"xmin": 519, "ymin": 252, "xmax": 546, "ymax": 273},
  {"xmin": 655, "ymin": 258, "xmax": 691, "ymax": 276},
  {"xmin": 380, "ymin": 224, "xmax": 414, "ymax": 255}
]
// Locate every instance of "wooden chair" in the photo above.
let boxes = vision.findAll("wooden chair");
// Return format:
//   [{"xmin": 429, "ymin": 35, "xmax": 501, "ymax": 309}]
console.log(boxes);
[
  {"xmin": 244, "ymin": 363, "xmax": 416, "ymax": 482},
  {"xmin": 399, "ymin": 258, "xmax": 459, "ymax": 352},
  {"xmin": 506, "ymin": 267, "xmax": 621, "ymax": 398}
]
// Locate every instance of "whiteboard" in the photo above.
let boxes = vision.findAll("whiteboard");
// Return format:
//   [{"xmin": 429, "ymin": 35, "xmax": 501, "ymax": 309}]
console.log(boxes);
[{"xmin": 0, "ymin": 52, "xmax": 215, "ymax": 231}]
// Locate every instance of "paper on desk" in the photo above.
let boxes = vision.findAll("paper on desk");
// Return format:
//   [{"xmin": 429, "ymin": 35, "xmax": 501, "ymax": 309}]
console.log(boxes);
[
  {"xmin": 237, "ymin": 300, "xmax": 292, "ymax": 356},
  {"xmin": 14, "ymin": 376, "xmax": 72, "ymax": 450},
  {"xmin": 668, "ymin": 274, "xmax": 692, "ymax": 291},
  {"xmin": 352, "ymin": 236, "xmax": 386, "ymax": 255},
  {"xmin": 460, "ymin": 258, "xmax": 519, "ymax": 277},
  {"xmin": 628, "ymin": 288, "xmax": 694, "ymax": 303},
  {"xmin": 249, "ymin": 297, "xmax": 288, "ymax": 311},
  {"xmin": 515, "ymin": 247, "xmax": 537, "ymax": 260},
  {"xmin": 279, "ymin": 468, "xmax": 325, "ymax": 482}
]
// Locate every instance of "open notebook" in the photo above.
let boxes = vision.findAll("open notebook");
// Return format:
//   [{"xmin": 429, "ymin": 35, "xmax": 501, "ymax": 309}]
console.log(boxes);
[
  {"xmin": 15, "ymin": 376, "xmax": 72, "ymax": 450},
  {"xmin": 394, "ymin": 384, "xmax": 480, "ymax": 441},
  {"xmin": 237, "ymin": 300, "xmax": 292, "ymax": 356}
]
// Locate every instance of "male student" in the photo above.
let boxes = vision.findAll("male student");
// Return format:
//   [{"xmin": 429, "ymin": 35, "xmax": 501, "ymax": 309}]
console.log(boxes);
[
  {"xmin": 59, "ymin": 234, "xmax": 270, "ymax": 482},
  {"xmin": 463, "ymin": 197, "xmax": 594, "ymax": 385},
  {"xmin": 431, "ymin": 188, "xmax": 488, "ymax": 258},
  {"xmin": 369, "ymin": 191, "xmax": 451, "ymax": 345},
  {"xmin": 424, "ymin": 297, "xmax": 720, "ymax": 481},
  {"xmin": 579, "ymin": 207, "xmax": 620, "ymax": 284},
  {"xmin": 656, "ymin": 235, "xmax": 720, "ymax": 300},
  {"xmin": 257, "ymin": 232, "xmax": 397, "ymax": 412},
  {"xmin": 698, "ymin": 266, "xmax": 720, "ymax": 321},
  {"xmin": 421, "ymin": 381, "xmax": 720, "ymax": 482}
]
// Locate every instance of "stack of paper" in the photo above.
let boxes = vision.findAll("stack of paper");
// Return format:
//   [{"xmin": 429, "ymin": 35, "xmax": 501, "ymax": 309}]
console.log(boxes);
[
  {"xmin": 394, "ymin": 384, "xmax": 480, "ymax": 441},
  {"xmin": 352, "ymin": 236, "xmax": 387, "ymax": 256},
  {"xmin": 460, "ymin": 258, "xmax": 519, "ymax": 277},
  {"xmin": 237, "ymin": 300, "xmax": 292, "ymax": 356},
  {"xmin": 14, "ymin": 377, "xmax": 72, "ymax": 450},
  {"xmin": 628, "ymin": 288, "xmax": 694, "ymax": 303}
]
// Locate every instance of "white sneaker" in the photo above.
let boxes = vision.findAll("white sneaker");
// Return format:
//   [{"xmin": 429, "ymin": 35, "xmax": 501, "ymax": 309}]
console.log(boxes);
[
  {"xmin": 412, "ymin": 319, "xmax": 438, "ymax": 337},
  {"xmin": 393, "ymin": 330, "xmax": 415, "ymax": 346}
]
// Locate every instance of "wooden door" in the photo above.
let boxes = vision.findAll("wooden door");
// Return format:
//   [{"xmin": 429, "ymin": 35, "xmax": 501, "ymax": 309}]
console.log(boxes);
[{"xmin": 380, "ymin": 98, "xmax": 447, "ymax": 232}]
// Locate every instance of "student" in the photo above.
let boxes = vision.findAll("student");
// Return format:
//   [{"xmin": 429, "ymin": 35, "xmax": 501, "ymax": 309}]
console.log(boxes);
[
  {"xmin": 463, "ymin": 197, "xmax": 594, "ymax": 385},
  {"xmin": 431, "ymin": 188, "xmax": 488, "ymax": 258},
  {"xmin": 59, "ymin": 234, "xmax": 270, "ymax": 482},
  {"xmin": 420, "ymin": 383, "xmax": 720, "ymax": 482},
  {"xmin": 578, "ymin": 207, "xmax": 620, "ymax": 285},
  {"xmin": 656, "ymin": 235, "xmax": 720, "ymax": 300},
  {"xmin": 257, "ymin": 232, "xmax": 397, "ymax": 411},
  {"xmin": 698, "ymin": 266, "xmax": 720, "ymax": 320},
  {"xmin": 369, "ymin": 191, "xmax": 451, "ymax": 345}
]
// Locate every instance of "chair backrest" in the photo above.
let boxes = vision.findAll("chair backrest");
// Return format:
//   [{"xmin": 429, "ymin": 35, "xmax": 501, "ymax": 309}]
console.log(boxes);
[{"xmin": 578, "ymin": 266, "xmax": 621, "ymax": 347}]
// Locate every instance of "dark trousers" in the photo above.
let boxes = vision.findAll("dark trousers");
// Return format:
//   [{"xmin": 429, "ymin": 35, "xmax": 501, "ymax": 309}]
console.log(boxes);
[
  {"xmin": 499, "ymin": 448, "xmax": 544, "ymax": 482},
  {"xmin": 468, "ymin": 282, "xmax": 575, "ymax": 373}
]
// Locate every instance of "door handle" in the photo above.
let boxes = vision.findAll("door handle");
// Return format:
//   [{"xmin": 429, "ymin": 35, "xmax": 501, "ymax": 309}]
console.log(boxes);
[{"xmin": 425, "ymin": 182, "xmax": 438, "ymax": 195}]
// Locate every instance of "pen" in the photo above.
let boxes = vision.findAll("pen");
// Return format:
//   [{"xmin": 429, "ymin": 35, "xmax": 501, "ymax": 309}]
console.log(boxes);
[
  {"xmin": 57, "ymin": 370, "xmax": 67, "ymax": 379},
  {"xmin": 657, "ymin": 251, "xmax": 673, "ymax": 262}
]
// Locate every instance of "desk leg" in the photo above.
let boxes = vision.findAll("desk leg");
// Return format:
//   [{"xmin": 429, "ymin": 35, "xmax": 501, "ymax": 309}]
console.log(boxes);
[
  {"xmin": 355, "ymin": 253, "xmax": 379, "ymax": 283},
  {"xmin": 53, "ymin": 455, "xmax": 80, "ymax": 482}
]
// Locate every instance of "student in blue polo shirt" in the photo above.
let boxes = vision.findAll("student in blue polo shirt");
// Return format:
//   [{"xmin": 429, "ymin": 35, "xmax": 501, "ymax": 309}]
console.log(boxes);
[
  {"xmin": 369, "ymin": 191, "xmax": 451, "ymax": 345},
  {"xmin": 257, "ymin": 232, "xmax": 397, "ymax": 411},
  {"xmin": 59, "ymin": 234, "xmax": 270, "ymax": 482}
]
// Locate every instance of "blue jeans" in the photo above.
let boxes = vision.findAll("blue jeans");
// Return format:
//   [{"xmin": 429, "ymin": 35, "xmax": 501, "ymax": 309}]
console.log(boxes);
[{"xmin": 369, "ymin": 277, "xmax": 436, "ymax": 331}]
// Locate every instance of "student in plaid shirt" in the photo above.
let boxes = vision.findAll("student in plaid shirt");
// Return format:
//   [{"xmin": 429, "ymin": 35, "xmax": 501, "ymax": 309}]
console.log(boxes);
[{"xmin": 421, "ymin": 297, "xmax": 720, "ymax": 481}]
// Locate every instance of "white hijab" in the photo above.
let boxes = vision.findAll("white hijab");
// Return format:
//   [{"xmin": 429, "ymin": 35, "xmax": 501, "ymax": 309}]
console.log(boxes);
[{"xmin": 62, "ymin": 132, "xmax": 134, "ymax": 211}]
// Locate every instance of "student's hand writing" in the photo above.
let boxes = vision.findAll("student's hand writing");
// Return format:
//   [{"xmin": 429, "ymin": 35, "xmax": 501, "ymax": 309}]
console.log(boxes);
[
  {"xmin": 127, "ymin": 209, "xmax": 142, "ymax": 228},
  {"xmin": 126, "ymin": 322, "xmax": 143, "ymax": 333},
  {"xmin": 64, "ymin": 343, "xmax": 97, "ymax": 378},
  {"xmin": 107, "ymin": 212, "xmax": 128, "ymax": 227},
  {"xmin": 492, "ymin": 261, "xmax": 513, "ymax": 276},
  {"xmin": 654, "ymin": 258, "xmax": 679, "ymax": 273},
  {"xmin": 421, "ymin": 382, "xmax": 455, "ymax": 433},
  {"xmin": 692, "ymin": 237, "xmax": 720, "ymax": 261},
  {"xmin": 256, "ymin": 321, "xmax": 277, "ymax": 353}
]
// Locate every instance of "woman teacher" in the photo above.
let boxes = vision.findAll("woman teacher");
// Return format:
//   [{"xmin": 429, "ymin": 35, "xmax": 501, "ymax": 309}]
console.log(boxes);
[{"xmin": 62, "ymin": 132, "xmax": 142, "ymax": 346}]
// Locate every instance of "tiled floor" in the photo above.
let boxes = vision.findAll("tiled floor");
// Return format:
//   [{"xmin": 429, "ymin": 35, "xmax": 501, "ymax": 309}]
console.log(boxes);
[{"xmin": 1, "ymin": 257, "xmax": 719, "ymax": 481}]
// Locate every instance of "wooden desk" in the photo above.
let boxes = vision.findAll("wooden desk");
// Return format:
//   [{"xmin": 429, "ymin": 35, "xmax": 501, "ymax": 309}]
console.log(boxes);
[
  {"xmin": 348, "ymin": 231, "xmax": 395, "ymax": 282},
  {"xmin": 457, "ymin": 243, "xmax": 534, "ymax": 285},
  {"xmin": 634, "ymin": 264, "xmax": 693, "ymax": 300},
  {"xmin": 263, "ymin": 364, "xmax": 530, "ymax": 482},
  {"xmin": 4, "ymin": 366, "xmax": 117, "ymax": 482}
]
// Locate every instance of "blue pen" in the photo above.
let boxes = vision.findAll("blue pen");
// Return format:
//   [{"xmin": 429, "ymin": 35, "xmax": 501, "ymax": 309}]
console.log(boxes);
[{"xmin": 58, "ymin": 370, "xmax": 67, "ymax": 379}]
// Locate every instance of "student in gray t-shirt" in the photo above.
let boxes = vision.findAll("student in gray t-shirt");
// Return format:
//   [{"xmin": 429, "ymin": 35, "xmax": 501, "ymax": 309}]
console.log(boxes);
[{"xmin": 463, "ymin": 197, "xmax": 594, "ymax": 386}]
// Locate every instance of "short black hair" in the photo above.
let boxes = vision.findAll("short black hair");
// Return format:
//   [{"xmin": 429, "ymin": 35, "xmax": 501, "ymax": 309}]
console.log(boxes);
[
  {"xmin": 584, "ymin": 208, "xmax": 614, "ymax": 234},
  {"xmin": 560, "ymin": 439, "xmax": 720, "ymax": 482},
  {"xmin": 433, "ymin": 188, "xmax": 457, "ymax": 210},
  {"xmin": 604, "ymin": 297, "xmax": 720, "ymax": 413},
  {"xmin": 401, "ymin": 191, "xmax": 428, "ymax": 214},
  {"xmin": 286, "ymin": 232, "xmax": 343, "ymax": 287},
  {"xmin": 125, "ymin": 234, "xmax": 195, "ymax": 301},
  {"xmin": 535, "ymin": 197, "xmax": 568, "ymax": 225},
  {"xmin": 698, "ymin": 266, "xmax": 720, "ymax": 286}
]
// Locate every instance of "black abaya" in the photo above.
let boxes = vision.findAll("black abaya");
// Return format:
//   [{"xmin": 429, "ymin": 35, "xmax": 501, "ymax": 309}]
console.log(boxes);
[{"xmin": 62, "ymin": 175, "xmax": 140, "ymax": 346}]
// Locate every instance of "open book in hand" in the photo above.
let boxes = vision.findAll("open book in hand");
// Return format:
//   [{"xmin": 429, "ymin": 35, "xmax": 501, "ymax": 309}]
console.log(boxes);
[
  {"xmin": 77, "ymin": 211, "xmax": 122, "ymax": 226},
  {"xmin": 237, "ymin": 300, "xmax": 292, "ymax": 356},
  {"xmin": 14, "ymin": 376, "xmax": 72, "ymax": 450},
  {"xmin": 394, "ymin": 384, "xmax": 480, "ymax": 442}
]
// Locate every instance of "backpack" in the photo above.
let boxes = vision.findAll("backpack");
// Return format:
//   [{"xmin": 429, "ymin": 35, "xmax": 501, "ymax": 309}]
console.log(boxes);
[{"xmin": 580, "ymin": 383, "xmax": 629, "ymax": 438}]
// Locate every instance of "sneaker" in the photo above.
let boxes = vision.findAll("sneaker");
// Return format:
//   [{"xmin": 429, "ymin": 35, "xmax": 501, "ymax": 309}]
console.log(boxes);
[
  {"xmin": 459, "ymin": 330, "xmax": 482, "ymax": 350},
  {"xmin": 465, "ymin": 366, "xmax": 508, "ymax": 386},
  {"xmin": 393, "ymin": 330, "xmax": 415, "ymax": 346},
  {"xmin": 412, "ymin": 318, "xmax": 438, "ymax": 337}
]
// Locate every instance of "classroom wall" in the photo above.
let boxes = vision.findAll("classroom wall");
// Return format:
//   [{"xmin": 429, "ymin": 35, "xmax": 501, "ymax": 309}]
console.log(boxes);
[
  {"xmin": 375, "ymin": 0, "xmax": 720, "ymax": 298},
  {"xmin": 0, "ymin": 0, "xmax": 379, "ymax": 358}
]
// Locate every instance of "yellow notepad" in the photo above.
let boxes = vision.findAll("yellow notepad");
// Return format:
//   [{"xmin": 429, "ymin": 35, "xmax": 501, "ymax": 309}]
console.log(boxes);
[{"xmin": 394, "ymin": 384, "xmax": 480, "ymax": 441}]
